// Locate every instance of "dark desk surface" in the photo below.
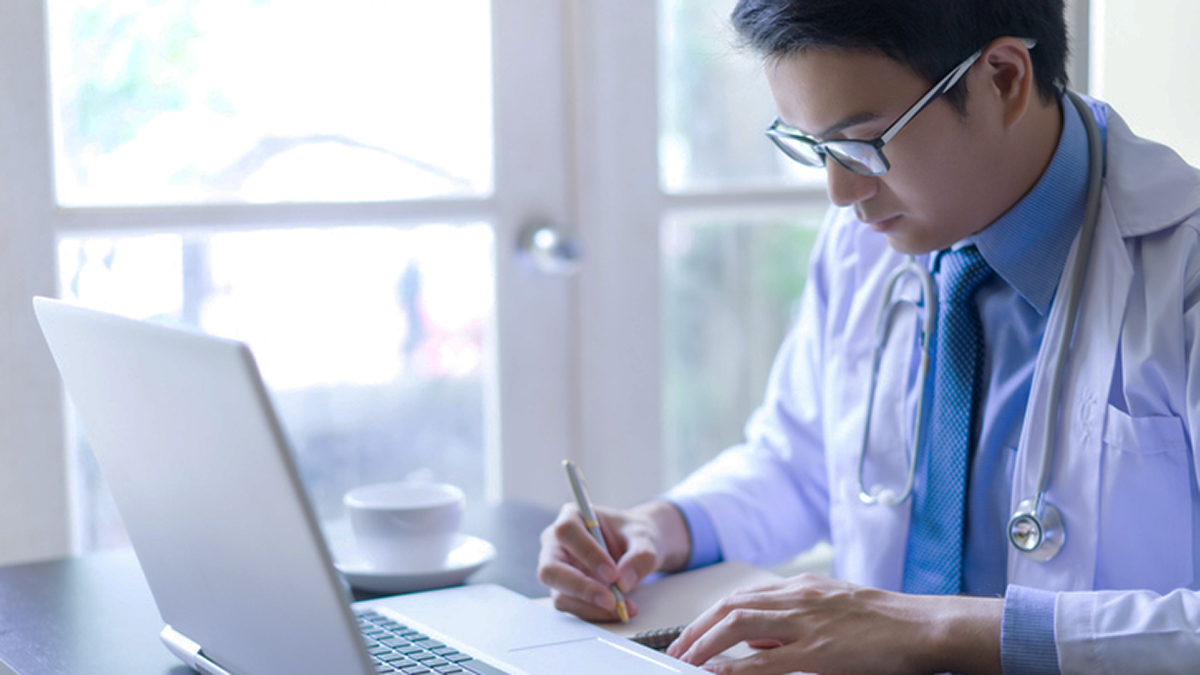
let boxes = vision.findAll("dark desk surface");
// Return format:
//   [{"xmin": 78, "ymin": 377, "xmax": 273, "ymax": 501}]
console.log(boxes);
[{"xmin": 0, "ymin": 501, "xmax": 555, "ymax": 675}]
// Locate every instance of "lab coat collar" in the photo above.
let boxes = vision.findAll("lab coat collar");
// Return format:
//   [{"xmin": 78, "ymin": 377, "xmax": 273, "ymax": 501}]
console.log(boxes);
[{"xmin": 1101, "ymin": 104, "xmax": 1200, "ymax": 237}]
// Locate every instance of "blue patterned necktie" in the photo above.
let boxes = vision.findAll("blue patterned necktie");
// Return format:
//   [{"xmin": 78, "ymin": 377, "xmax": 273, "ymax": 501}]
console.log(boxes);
[{"xmin": 902, "ymin": 245, "xmax": 994, "ymax": 595}]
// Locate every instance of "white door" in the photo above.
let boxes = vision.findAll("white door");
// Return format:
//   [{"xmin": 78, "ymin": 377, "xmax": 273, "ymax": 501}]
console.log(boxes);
[
  {"xmin": 0, "ymin": 0, "xmax": 579, "ymax": 561},
  {"xmin": 572, "ymin": 0, "xmax": 828, "ymax": 507}
]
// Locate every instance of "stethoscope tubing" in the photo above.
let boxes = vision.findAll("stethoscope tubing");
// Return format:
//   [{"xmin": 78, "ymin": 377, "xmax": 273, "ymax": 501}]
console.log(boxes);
[
  {"xmin": 856, "ymin": 90, "xmax": 1105, "ymax": 561},
  {"xmin": 1031, "ymin": 91, "xmax": 1105, "ymax": 501},
  {"xmin": 858, "ymin": 256, "xmax": 935, "ymax": 506}
]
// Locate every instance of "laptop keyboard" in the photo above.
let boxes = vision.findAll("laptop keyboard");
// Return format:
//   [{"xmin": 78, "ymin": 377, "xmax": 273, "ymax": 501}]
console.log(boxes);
[{"xmin": 357, "ymin": 610, "xmax": 511, "ymax": 675}]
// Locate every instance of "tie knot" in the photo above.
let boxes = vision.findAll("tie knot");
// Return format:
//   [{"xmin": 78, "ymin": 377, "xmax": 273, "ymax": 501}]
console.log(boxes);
[{"xmin": 936, "ymin": 245, "xmax": 993, "ymax": 304}]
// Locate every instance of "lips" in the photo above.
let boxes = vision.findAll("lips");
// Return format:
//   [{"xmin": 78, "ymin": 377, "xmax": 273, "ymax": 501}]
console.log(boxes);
[{"xmin": 861, "ymin": 214, "xmax": 901, "ymax": 231}]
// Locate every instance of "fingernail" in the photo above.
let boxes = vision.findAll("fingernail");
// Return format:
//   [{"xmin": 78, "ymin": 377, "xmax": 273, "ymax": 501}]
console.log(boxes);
[{"xmin": 617, "ymin": 567, "xmax": 638, "ymax": 592}]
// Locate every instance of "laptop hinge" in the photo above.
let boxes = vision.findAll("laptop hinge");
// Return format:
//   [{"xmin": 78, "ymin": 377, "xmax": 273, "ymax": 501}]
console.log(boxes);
[{"xmin": 160, "ymin": 625, "xmax": 233, "ymax": 675}]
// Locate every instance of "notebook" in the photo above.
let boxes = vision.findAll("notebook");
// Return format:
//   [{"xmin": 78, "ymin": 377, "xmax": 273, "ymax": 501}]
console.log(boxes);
[
  {"xmin": 539, "ymin": 561, "xmax": 784, "ymax": 661},
  {"xmin": 33, "ymin": 297, "xmax": 702, "ymax": 675},
  {"xmin": 609, "ymin": 561, "xmax": 783, "ymax": 644}
]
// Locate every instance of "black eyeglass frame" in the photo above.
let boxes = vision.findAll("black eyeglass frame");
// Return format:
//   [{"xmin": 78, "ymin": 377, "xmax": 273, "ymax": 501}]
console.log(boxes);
[{"xmin": 765, "ymin": 38, "xmax": 1037, "ymax": 177}]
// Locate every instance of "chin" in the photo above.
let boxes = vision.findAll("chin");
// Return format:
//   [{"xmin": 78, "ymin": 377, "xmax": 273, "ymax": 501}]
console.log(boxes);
[{"xmin": 882, "ymin": 233, "xmax": 937, "ymax": 256}]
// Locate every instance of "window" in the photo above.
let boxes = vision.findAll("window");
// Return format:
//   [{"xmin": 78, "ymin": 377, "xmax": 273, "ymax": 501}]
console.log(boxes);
[{"xmin": 2, "ymin": 0, "xmax": 578, "ymax": 562}]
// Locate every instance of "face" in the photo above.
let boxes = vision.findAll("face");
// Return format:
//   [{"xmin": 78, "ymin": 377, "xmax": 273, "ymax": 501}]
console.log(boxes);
[{"xmin": 766, "ymin": 49, "xmax": 1004, "ymax": 254}]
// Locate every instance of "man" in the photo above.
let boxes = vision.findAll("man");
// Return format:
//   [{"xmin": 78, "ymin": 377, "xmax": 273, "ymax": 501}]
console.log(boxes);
[{"xmin": 538, "ymin": 1, "xmax": 1200, "ymax": 673}]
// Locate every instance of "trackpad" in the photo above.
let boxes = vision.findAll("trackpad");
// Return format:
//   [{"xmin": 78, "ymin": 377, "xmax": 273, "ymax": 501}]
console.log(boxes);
[{"xmin": 507, "ymin": 637, "xmax": 686, "ymax": 673}]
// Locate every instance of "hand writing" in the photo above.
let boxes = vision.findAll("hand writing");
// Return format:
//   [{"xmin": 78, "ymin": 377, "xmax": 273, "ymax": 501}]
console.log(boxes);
[{"xmin": 536, "ymin": 503, "xmax": 662, "ymax": 622}]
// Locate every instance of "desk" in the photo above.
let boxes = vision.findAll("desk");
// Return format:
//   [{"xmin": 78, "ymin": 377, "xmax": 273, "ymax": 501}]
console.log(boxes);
[{"xmin": 0, "ymin": 501, "xmax": 555, "ymax": 675}]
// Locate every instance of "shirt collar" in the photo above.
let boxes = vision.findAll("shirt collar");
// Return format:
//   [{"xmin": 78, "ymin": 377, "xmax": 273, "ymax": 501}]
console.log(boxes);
[{"xmin": 967, "ymin": 93, "xmax": 1090, "ymax": 315}]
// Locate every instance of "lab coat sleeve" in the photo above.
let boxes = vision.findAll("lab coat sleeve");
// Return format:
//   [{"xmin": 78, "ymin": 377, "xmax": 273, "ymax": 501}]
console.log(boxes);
[
  {"xmin": 1054, "ymin": 219, "xmax": 1200, "ymax": 674},
  {"xmin": 1055, "ymin": 589, "xmax": 1200, "ymax": 674},
  {"xmin": 665, "ymin": 213, "xmax": 837, "ymax": 568},
  {"xmin": 1002, "ymin": 586, "xmax": 1061, "ymax": 675}
]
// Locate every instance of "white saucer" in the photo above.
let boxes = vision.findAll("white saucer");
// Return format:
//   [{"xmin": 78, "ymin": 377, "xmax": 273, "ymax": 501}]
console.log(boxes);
[{"xmin": 332, "ymin": 534, "xmax": 496, "ymax": 595}]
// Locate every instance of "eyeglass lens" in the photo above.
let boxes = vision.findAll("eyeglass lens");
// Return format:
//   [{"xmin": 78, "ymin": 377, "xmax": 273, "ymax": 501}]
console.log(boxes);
[
  {"xmin": 768, "ymin": 130, "xmax": 890, "ymax": 177},
  {"xmin": 825, "ymin": 143, "xmax": 888, "ymax": 175}
]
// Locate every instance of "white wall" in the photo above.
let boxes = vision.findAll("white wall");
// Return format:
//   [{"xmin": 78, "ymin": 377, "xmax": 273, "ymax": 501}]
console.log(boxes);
[{"xmin": 1092, "ymin": 0, "xmax": 1200, "ymax": 166}]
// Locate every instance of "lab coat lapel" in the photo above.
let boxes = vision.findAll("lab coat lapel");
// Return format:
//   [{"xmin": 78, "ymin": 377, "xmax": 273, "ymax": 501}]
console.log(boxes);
[
  {"xmin": 1007, "ymin": 187, "xmax": 1133, "ymax": 590},
  {"xmin": 828, "ymin": 239, "xmax": 918, "ymax": 591}
]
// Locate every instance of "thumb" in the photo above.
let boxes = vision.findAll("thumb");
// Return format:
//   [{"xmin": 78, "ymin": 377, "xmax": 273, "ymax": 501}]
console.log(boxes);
[{"xmin": 614, "ymin": 540, "xmax": 659, "ymax": 594}]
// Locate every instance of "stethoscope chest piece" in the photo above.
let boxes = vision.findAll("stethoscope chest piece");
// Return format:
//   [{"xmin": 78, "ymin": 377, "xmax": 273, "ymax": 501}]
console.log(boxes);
[{"xmin": 1008, "ymin": 498, "xmax": 1065, "ymax": 562}]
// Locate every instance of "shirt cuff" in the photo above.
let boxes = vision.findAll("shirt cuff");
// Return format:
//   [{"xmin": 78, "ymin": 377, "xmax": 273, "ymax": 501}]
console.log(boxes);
[
  {"xmin": 1001, "ymin": 585, "xmax": 1061, "ymax": 675},
  {"xmin": 666, "ymin": 497, "xmax": 723, "ymax": 570}
]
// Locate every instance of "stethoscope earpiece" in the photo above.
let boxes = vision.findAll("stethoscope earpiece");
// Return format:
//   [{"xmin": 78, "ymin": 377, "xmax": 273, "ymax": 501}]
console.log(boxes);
[
  {"xmin": 875, "ymin": 488, "xmax": 898, "ymax": 508},
  {"xmin": 862, "ymin": 484, "xmax": 899, "ymax": 507}
]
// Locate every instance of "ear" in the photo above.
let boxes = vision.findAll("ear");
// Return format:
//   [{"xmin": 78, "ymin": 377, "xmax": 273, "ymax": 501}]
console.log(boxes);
[{"xmin": 978, "ymin": 37, "xmax": 1036, "ymax": 130}]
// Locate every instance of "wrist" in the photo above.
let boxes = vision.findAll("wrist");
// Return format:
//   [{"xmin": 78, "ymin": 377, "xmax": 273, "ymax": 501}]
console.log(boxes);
[
  {"xmin": 922, "ymin": 595, "xmax": 1004, "ymax": 675},
  {"xmin": 629, "ymin": 500, "xmax": 691, "ymax": 573}
]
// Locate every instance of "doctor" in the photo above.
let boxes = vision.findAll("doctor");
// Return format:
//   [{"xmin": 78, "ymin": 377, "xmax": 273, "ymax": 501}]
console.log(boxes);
[{"xmin": 538, "ymin": 0, "xmax": 1200, "ymax": 673}]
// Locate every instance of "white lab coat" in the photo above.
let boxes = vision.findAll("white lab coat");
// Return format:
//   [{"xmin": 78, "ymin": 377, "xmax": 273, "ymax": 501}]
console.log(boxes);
[{"xmin": 669, "ymin": 104, "xmax": 1200, "ymax": 674}]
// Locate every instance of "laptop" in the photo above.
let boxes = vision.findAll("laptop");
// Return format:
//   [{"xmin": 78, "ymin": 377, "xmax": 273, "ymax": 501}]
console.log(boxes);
[{"xmin": 33, "ymin": 297, "xmax": 700, "ymax": 675}]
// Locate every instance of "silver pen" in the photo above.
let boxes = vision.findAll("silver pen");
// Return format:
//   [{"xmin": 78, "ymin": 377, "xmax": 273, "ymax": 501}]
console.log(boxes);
[{"xmin": 562, "ymin": 460, "xmax": 629, "ymax": 622}]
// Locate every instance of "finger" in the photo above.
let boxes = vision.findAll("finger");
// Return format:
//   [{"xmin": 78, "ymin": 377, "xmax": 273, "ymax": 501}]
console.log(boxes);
[
  {"xmin": 675, "ymin": 573, "xmax": 845, "ymax": 644},
  {"xmin": 732, "ymin": 576, "xmax": 793, "ymax": 596},
  {"xmin": 679, "ymin": 609, "xmax": 792, "ymax": 667},
  {"xmin": 613, "ymin": 541, "xmax": 657, "ymax": 594},
  {"xmin": 597, "ymin": 509, "xmax": 629, "ymax": 557},
  {"xmin": 696, "ymin": 647, "xmax": 795, "ymax": 675},
  {"xmin": 546, "ymin": 506, "xmax": 620, "ymax": 583},
  {"xmin": 709, "ymin": 588, "xmax": 805, "ymax": 612},
  {"xmin": 670, "ymin": 582, "xmax": 809, "ymax": 650},
  {"xmin": 745, "ymin": 639, "xmax": 784, "ymax": 649},
  {"xmin": 667, "ymin": 591, "xmax": 753, "ymax": 658},
  {"xmin": 550, "ymin": 589, "xmax": 641, "ymax": 623},
  {"xmin": 665, "ymin": 607, "xmax": 723, "ymax": 659},
  {"xmin": 537, "ymin": 557, "xmax": 618, "ymax": 608}
]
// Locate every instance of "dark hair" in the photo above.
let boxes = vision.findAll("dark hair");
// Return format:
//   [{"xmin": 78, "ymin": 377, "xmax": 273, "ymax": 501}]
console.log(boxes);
[{"xmin": 731, "ymin": 0, "xmax": 1068, "ymax": 112}]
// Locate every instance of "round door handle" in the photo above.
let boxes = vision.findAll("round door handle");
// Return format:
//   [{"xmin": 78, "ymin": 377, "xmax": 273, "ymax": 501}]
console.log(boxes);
[{"xmin": 517, "ymin": 223, "xmax": 581, "ymax": 276}]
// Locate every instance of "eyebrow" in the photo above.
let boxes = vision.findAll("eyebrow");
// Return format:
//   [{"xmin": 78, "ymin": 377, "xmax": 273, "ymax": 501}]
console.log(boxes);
[
  {"xmin": 811, "ymin": 110, "xmax": 888, "ymax": 139},
  {"xmin": 789, "ymin": 111, "xmax": 887, "ymax": 141}
]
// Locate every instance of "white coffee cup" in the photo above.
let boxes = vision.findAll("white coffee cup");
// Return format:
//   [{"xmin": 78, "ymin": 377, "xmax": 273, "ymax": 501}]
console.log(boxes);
[{"xmin": 344, "ymin": 481, "xmax": 465, "ymax": 572}]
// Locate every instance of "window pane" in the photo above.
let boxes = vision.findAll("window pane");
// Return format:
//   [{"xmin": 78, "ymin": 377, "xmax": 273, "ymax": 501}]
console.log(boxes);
[
  {"xmin": 47, "ymin": 1, "xmax": 493, "ymax": 206},
  {"xmin": 58, "ymin": 225, "xmax": 495, "ymax": 550},
  {"xmin": 662, "ymin": 211, "xmax": 823, "ymax": 485},
  {"xmin": 658, "ymin": 0, "xmax": 823, "ymax": 192}
]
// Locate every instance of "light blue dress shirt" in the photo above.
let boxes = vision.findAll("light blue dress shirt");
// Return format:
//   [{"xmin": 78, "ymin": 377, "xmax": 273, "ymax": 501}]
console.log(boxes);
[{"xmin": 671, "ymin": 93, "xmax": 1106, "ymax": 675}]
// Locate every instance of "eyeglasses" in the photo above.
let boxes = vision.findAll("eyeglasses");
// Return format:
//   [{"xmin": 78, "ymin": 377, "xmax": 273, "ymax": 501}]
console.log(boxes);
[{"xmin": 765, "ymin": 38, "xmax": 1036, "ymax": 177}]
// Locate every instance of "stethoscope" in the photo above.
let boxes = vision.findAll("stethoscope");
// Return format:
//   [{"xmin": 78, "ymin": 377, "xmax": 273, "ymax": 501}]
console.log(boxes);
[{"xmin": 857, "ymin": 91, "xmax": 1105, "ymax": 562}]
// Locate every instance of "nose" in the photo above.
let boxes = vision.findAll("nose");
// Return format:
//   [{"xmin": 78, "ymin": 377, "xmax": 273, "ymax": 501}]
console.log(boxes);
[{"xmin": 825, "ymin": 159, "xmax": 878, "ymax": 208}]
